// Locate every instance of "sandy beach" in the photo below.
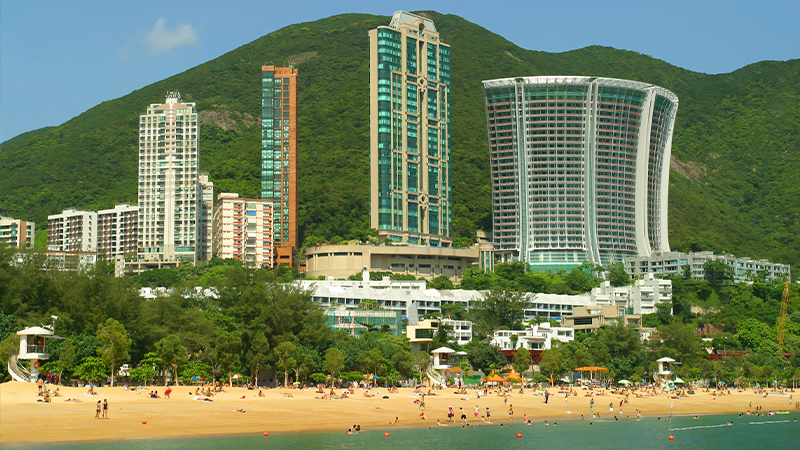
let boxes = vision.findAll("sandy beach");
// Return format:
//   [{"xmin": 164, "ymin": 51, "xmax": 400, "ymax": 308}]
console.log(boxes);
[{"xmin": 1, "ymin": 381, "xmax": 797, "ymax": 444}]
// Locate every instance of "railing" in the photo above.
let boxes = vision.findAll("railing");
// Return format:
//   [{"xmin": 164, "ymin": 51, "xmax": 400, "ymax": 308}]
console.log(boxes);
[
  {"xmin": 426, "ymin": 365, "xmax": 447, "ymax": 387},
  {"xmin": 26, "ymin": 344, "xmax": 47, "ymax": 354}
]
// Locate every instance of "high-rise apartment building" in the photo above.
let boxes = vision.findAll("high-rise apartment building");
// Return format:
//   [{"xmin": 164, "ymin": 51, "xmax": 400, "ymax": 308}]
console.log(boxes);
[
  {"xmin": 482, "ymin": 76, "xmax": 678, "ymax": 270},
  {"xmin": 369, "ymin": 11, "xmax": 452, "ymax": 246},
  {"xmin": 97, "ymin": 204, "xmax": 138, "ymax": 260},
  {"xmin": 47, "ymin": 209, "xmax": 97, "ymax": 252},
  {"xmin": 137, "ymin": 90, "xmax": 201, "ymax": 263},
  {"xmin": 213, "ymin": 193, "xmax": 274, "ymax": 268},
  {"xmin": 0, "ymin": 216, "xmax": 35, "ymax": 249},
  {"xmin": 261, "ymin": 66, "xmax": 298, "ymax": 267},
  {"xmin": 197, "ymin": 173, "xmax": 214, "ymax": 261}
]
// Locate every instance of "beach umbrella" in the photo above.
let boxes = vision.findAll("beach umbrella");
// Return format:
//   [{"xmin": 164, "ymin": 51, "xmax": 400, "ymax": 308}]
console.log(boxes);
[
  {"xmin": 191, "ymin": 376, "xmax": 204, "ymax": 381},
  {"xmin": 292, "ymin": 381, "xmax": 301, "ymax": 385},
  {"xmin": 673, "ymin": 378, "xmax": 685, "ymax": 384},
  {"xmin": 231, "ymin": 374, "xmax": 242, "ymax": 379},
  {"xmin": 618, "ymin": 380, "xmax": 631, "ymax": 385}
]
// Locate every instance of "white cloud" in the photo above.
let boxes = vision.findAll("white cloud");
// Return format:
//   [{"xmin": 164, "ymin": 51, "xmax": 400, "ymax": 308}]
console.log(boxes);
[{"xmin": 145, "ymin": 18, "xmax": 199, "ymax": 56}]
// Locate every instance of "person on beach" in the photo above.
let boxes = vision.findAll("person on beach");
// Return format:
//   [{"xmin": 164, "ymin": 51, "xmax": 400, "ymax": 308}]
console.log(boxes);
[
  {"xmin": 486, "ymin": 407, "xmax": 491, "ymax": 421},
  {"xmin": 590, "ymin": 398, "xmax": 594, "ymax": 411},
  {"xmin": 508, "ymin": 405, "xmax": 513, "ymax": 422},
  {"xmin": 103, "ymin": 399, "xmax": 108, "ymax": 419},
  {"xmin": 165, "ymin": 387, "xmax": 172, "ymax": 399},
  {"xmin": 390, "ymin": 416, "xmax": 399, "ymax": 425},
  {"xmin": 460, "ymin": 407, "xmax": 467, "ymax": 424},
  {"xmin": 474, "ymin": 405, "xmax": 480, "ymax": 422},
  {"xmin": 437, "ymin": 419, "xmax": 448, "ymax": 426},
  {"xmin": 420, "ymin": 411, "xmax": 428, "ymax": 420},
  {"xmin": 523, "ymin": 414, "xmax": 531, "ymax": 425},
  {"xmin": 37, "ymin": 378, "xmax": 44, "ymax": 396},
  {"xmin": 95, "ymin": 401, "xmax": 101, "ymax": 419}
]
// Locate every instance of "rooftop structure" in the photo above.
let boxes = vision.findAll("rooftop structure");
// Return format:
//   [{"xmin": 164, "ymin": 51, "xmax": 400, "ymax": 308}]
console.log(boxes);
[{"xmin": 482, "ymin": 76, "xmax": 678, "ymax": 270}]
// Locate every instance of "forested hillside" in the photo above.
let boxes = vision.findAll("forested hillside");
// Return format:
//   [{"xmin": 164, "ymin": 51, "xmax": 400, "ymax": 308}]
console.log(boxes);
[{"xmin": 1, "ymin": 12, "xmax": 798, "ymax": 267}]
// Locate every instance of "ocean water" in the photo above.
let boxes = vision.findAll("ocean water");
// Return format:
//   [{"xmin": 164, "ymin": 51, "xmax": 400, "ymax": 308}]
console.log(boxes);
[{"xmin": 4, "ymin": 413, "xmax": 799, "ymax": 450}]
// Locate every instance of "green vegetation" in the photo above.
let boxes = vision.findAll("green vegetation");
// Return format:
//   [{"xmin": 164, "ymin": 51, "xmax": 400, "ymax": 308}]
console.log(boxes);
[{"xmin": 0, "ymin": 12, "xmax": 798, "ymax": 266}]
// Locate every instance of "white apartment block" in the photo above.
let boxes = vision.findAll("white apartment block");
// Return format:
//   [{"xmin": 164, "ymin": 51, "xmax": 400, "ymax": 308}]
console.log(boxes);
[
  {"xmin": 97, "ymin": 204, "xmax": 138, "ymax": 260},
  {"xmin": 440, "ymin": 318, "xmax": 473, "ymax": 346},
  {"xmin": 0, "ymin": 216, "xmax": 35, "ymax": 249},
  {"xmin": 592, "ymin": 273, "xmax": 672, "ymax": 315},
  {"xmin": 295, "ymin": 275, "xmax": 481, "ymax": 318},
  {"xmin": 490, "ymin": 322, "xmax": 574, "ymax": 352},
  {"xmin": 625, "ymin": 251, "xmax": 790, "ymax": 282},
  {"xmin": 197, "ymin": 173, "xmax": 214, "ymax": 261},
  {"xmin": 47, "ymin": 209, "xmax": 97, "ymax": 252},
  {"xmin": 137, "ymin": 90, "xmax": 201, "ymax": 263},
  {"xmin": 213, "ymin": 193, "xmax": 274, "ymax": 268}
]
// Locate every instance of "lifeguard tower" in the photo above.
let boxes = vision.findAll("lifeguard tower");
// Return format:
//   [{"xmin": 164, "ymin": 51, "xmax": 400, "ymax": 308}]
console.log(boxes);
[{"xmin": 7, "ymin": 316, "xmax": 62, "ymax": 383}]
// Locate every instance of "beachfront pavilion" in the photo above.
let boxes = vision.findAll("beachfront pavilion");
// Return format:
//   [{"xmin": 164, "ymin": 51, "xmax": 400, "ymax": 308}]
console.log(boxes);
[{"xmin": 574, "ymin": 366, "xmax": 609, "ymax": 384}]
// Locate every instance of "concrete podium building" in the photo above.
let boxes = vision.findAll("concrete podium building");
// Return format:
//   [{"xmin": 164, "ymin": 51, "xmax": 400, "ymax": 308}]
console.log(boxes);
[{"xmin": 482, "ymin": 76, "xmax": 678, "ymax": 270}]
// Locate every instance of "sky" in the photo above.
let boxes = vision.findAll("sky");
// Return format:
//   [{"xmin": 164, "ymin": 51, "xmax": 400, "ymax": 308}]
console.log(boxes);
[{"xmin": 1, "ymin": 0, "xmax": 798, "ymax": 142}]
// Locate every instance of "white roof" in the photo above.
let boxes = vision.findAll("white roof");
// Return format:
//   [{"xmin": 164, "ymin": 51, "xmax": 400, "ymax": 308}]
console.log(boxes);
[
  {"xmin": 17, "ymin": 326, "xmax": 54, "ymax": 336},
  {"xmin": 432, "ymin": 347, "xmax": 456, "ymax": 354},
  {"xmin": 656, "ymin": 357, "xmax": 676, "ymax": 362}
]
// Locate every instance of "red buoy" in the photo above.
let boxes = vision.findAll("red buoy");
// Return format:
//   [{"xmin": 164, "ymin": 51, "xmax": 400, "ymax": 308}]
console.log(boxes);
[
  {"xmin": 263, "ymin": 432, "xmax": 269, "ymax": 436},
  {"xmin": 142, "ymin": 420, "xmax": 147, "ymax": 425},
  {"xmin": 516, "ymin": 433, "xmax": 522, "ymax": 438},
  {"xmin": 669, "ymin": 435, "xmax": 675, "ymax": 441},
  {"xmin": 384, "ymin": 432, "xmax": 390, "ymax": 437}
]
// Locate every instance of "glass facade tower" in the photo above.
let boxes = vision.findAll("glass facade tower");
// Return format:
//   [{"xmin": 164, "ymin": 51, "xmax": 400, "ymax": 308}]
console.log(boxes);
[
  {"xmin": 482, "ymin": 76, "xmax": 678, "ymax": 270},
  {"xmin": 261, "ymin": 66, "xmax": 298, "ymax": 267},
  {"xmin": 369, "ymin": 11, "xmax": 452, "ymax": 246}
]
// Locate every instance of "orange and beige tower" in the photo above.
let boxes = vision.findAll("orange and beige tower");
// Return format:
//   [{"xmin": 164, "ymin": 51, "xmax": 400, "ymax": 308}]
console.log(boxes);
[{"xmin": 261, "ymin": 66, "xmax": 298, "ymax": 267}]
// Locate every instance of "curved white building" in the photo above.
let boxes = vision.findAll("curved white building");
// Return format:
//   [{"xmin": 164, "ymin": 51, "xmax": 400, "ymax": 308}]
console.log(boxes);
[{"xmin": 482, "ymin": 76, "xmax": 678, "ymax": 270}]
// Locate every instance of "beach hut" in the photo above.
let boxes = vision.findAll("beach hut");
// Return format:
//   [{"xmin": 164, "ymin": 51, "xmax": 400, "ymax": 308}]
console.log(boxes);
[
  {"xmin": 505, "ymin": 368, "xmax": 522, "ymax": 383},
  {"xmin": 574, "ymin": 366, "xmax": 608, "ymax": 385}
]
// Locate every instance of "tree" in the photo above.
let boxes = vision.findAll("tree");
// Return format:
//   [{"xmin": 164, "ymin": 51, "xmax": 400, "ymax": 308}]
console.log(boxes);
[
  {"xmin": 180, "ymin": 360, "xmax": 212, "ymax": 384},
  {"xmin": 608, "ymin": 263, "xmax": 631, "ymax": 287},
  {"xmin": 324, "ymin": 348, "xmax": 346, "ymax": 385},
  {"xmin": 439, "ymin": 302, "xmax": 466, "ymax": 320},
  {"xmin": 736, "ymin": 318, "xmax": 769, "ymax": 350},
  {"xmin": 564, "ymin": 263, "xmax": 596, "ymax": 293},
  {"xmin": 73, "ymin": 356, "xmax": 107, "ymax": 385},
  {"xmin": 413, "ymin": 350, "xmax": 431, "ymax": 380},
  {"xmin": 539, "ymin": 349, "xmax": 564, "ymax": 383},
  {"xmin": 357, "ymin": 348, "xmax": 385, "ymax": 377},
  {"xmin": 357, "ymin": 299, "xmax": 383, "ymax": 310},
  {"xmin": 95, "ymin": 318, "xmax": 131, "ymax": 387},
  {"xmin": 273, "ymin": 341, "xmax": 297, "ymax": 387},
  {"xmin": 130, "ymin": 352, "xmax": 161, "ymax": 385},
  {"xmin": 512, "ymin": 347, "xmax": 531, "ymax": 376},
  {"xmin": 428, "ymin": 275, "xmax": 454, "ymax": 290},
  {"xmin": 704, "ymin": 260, "xmax": 734, "ymax": 284},
  {"xmin": 155, "ymin": 334, "xmax": 187, "ymax": 386},
  {"xmin": 246, "ymin": 333, "xmax": 270, "ymax": 387},
  {"xmin": 392, "ymin": 348, "xmax": 414, "ymax": 378},
  {"xmin": 54, "ymin": 338, "xmax": 76, "ymax": 383},
  {"xmin": 464, "ymin": 341, "xmax": 505, "ymax": 374},
  {"xmin": 216, "ymin": 331, "xmax": 242, "ymax": 381},
  {"xmin": 469, "ymin": 290, "xmax": 529, "ymax": 338}
]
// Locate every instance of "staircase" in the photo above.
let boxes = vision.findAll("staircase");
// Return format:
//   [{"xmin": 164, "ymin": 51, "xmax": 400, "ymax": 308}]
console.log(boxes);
[
  {"xmin": 426, "ymin": 365, "xmax": 447, "ymax": 387},
  {"xmin": 7, "ymin": 353, "xmax": 33, "ymax": 383}
]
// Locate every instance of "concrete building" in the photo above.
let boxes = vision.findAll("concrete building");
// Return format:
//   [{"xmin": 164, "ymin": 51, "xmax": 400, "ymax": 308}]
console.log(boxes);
[
  {"xmin": 405, "ymin": 318, "xmax": 473, "ymax": 351},
  {"xmin": 295, "ymin": 275, "xmax": 481, "ymax": 318},
  {"xmin": 592, "ymin": 273, "xmax": 672, "ymax": 315},
  {"xmin": 482, "ymin": 76, "xmax": 679, "ymax": 270},
  {"xmin": 440, "ymin": 318, "xmax": 473, "ymax": 346},
  {"xmin": 261, "ymin": 66, "xmax": 299, "ymax": 267},
  {"xmin": 137, "ymin": 90, "xmax": 201, "ymax": 264},
  {"xmin": 45, "ymin": 251, "xmax": 98, "ymax": 272},
  {"xmin": 625, "ymin": 251, "xmax": 790, "ymax": 282},
  {"xmin": 197, "ymin": 173, "xmax": 214, "ymax": 262},
  {"xmin": 212, "ymin": 193, "xmax": 274, "ymax": 268},
  {"xmin": 97, "ymin": 204, "xmax": 138, "ymax": 261},
  {"xmin": 490, "ymin": 322, "xmax": 574, "ymax": 352},
  {"xmin": 369, "ymin": 11, "xmax": 452, "ymax": 246},
  {"xmin": 47, "ymin": 209, "xmax": 97, "ymax": 252},
  {"xmin": 561, "ymin": 305, "xmax": 642, "ymax": 334},
  {"xmin": 323, "ymin": 306, "xmax": 403, "ymax": 337},
  {"xmin": 0, "ymin": 216, "xmax": 34, "ymax": 249},
  {"xmin": 304, "ymin": 243, "xmax": 489, "ymax": 283}
]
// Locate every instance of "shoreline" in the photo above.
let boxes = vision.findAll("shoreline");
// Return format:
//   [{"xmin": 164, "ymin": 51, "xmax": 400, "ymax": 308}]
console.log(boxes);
[{"xmin": 1, "ymin": 381, "xmax": 797, "ymax": 444}]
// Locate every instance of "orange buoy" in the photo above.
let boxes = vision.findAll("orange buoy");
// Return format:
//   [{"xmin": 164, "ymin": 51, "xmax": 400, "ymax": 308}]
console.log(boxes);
[
  {"xmin": 384, "ymin": 432, "xmax": 390, "ymax": 437},
  {"xmin": 516, "ymin": 433, "xmax": 522, "ymax": 438},
  {"xmin": 263, "ymin": 432, "xmax": 269, "ymax": 436},
  {"xmin": 669, "ymin": 435, "xmax": 675, "ymax": 440},
  {"xmin": 142, "ymin": 420, "xmax": 147, "ymax": 425}
]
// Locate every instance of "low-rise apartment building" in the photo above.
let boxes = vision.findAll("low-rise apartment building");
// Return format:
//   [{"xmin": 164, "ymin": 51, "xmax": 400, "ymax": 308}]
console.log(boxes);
[
  {"xmin": 0, "ymin": 216, "xmax": 35, "ymax": 249},
  {"xmin": 561, "ymin": 305, "xmax": 642, "ymax": 334},
  {"xmin": 47, "ymin": 209, "xmax": 97, "ymax": 252},
  {"xmin": 97, "ymin": 204, "xmax": 138, "ymax": 260},
  {"xmin": 213, "ymin": 193, "xmax": 274, "ymax": 268},
  {"xmin": 490, "ymin": 322, "xmax": 574, "ymax": 352},
  {"xmin": 626, "ymin": 251, "xmax": 790, "ymax": 282}
]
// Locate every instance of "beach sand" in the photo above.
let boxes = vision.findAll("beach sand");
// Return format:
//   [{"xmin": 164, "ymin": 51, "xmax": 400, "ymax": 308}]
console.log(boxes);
[{"xmin": 1, "ymin": 381, "xmax": 796, "ymax": 443}]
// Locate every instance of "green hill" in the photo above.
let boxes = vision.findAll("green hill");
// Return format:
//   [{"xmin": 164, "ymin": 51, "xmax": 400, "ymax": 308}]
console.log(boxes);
[{"xmin": 1, "ymin": 12, "xmax": 798, "ymax": 268}]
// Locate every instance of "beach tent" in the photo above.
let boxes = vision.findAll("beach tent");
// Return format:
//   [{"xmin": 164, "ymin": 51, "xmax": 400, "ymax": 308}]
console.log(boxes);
[
  {"xmin": 485, "ymin": 371, "xmax": 506, "ymax": 383},
  {"xmin": 505, "ymin": 368, "xmax": 522, "ymax": 382}
]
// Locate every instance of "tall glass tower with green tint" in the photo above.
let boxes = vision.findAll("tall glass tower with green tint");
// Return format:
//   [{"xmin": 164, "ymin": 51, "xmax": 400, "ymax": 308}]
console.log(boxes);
[
  {"xmin": 482, "ymin": 76, "xmax": 678, "ymax": 271},
  {"xmin": 369, "ymin": 11, "xmax": 452, "ymax": 247}
]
